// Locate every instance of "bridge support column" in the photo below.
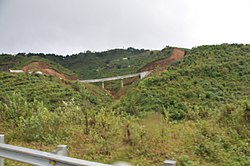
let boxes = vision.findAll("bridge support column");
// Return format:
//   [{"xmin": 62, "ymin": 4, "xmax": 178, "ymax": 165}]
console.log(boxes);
[
  {"xmin": 102, "ymin": 82, "xmax": 105, "ymax": 89},
  {"xmin": 120, "ymin": 79, "xmax": 124, "ymax": 88}
]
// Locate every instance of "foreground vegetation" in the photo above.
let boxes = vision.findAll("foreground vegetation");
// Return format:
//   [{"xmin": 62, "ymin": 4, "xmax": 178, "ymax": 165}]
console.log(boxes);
[
  {"xmin": 0, "ymin": 44, "xmax": 250, "ymax": 165},
  {"xmin": 0, "ymin": 72, "xmax": 111, "ymax": 144}
]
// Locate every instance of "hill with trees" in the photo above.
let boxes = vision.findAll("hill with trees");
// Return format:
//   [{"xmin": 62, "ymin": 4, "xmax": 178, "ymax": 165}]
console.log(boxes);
[
  {"xmin": 116, "ymin": 44, "xmax": 250, "ymax": 119},
  {"xmin": 0, "ymin": 47, "xmax": 175, "ymax": 79},
  {"xmin": 0, "ymin": 44, "xmax": 249, "ymax": 165},
  {"xmin": 0, "ymin": 54, "xmax": 77, "ymax": 78},
  {"xmin": 112, "ymin": 44, "xmax": 250, "ymax": 165}
]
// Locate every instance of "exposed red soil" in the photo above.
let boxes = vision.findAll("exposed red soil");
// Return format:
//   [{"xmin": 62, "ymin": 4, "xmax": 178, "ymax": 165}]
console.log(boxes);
[
  {"xmin": 21, "ymin": 62, "xmax": 76, "ymax": 80},
  {"xmin": 140, "ymin": 48, "xmax": 186, "ymax": 72}
]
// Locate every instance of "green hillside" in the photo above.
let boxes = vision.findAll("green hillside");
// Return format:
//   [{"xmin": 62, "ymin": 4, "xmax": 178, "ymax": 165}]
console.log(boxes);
[
  {"xmin": 20, "ymin": 47, "xmax": 173, "ymax": 79},
  {"xmin": 0, "ymin": 71, "xmax": 111, "ymax": 143},
  {"xmin": 1, "ymin": 47, "xmax": 175, "ymax": 80},
  {"xmin": 0, "ymin": 44, "xmax": 249, "ymax": 166},
  {"xmin": 0, "ymin": 54, "xmax": 76, "ymax": 77},
  {"xmin": 0, "ymin": 72, "xmax": 111, "ymax": 110},
  {"xmin": 110, "ymin": 44, "xmax": 250, "ymax": 165},
  {"xmin": 116, "ymin": 44, "xmax": 250, "ymax": 119},
  {"xmin": 0, "ymin": 47, "xmax": 175, "ymax": 91}
]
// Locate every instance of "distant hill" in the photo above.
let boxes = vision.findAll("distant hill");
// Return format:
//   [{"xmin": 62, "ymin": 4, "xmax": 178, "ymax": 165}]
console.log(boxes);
[
  {"xmin": 0, "ymin": 54, "xmax": 77, "ymax": 79},
  {"xmin": 1, "ymin": 47, "xmax": 175, "ymax": 79},
  {"xmin": 56, "ymin": 47, "xmax": 174, "ymax": 79}
]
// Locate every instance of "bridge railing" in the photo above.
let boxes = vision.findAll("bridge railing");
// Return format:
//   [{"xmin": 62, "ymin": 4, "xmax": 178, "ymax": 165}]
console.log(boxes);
[
  {"xmin": 78, "ymin": 71, "xmax": 151, "ymax": 83},
  {"xmin": 0, "ymin": 135, "xmax": 176, "ymax": 166}
]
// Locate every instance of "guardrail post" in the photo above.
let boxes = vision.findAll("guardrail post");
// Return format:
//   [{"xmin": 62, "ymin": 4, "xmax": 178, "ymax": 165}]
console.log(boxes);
[
  {"xmin": 52, "ymin": 145, "xmax": 68, "ymax": 156},
  {"xmin": 0, "ymin": 134, "xmax": 4, "ymax": 166},
  {"xmin": 113, "ymin": 161, "xmax": 132, "ymax": 166},
  {"xmin": 164, "ymin": 160, "xmax": 176, "ymax": 166}
]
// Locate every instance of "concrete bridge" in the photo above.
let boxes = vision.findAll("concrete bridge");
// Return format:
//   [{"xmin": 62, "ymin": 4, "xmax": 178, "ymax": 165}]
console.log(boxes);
[{"xmin": 78, "ymin": 71, "xmax": 151, "ymax": 88}]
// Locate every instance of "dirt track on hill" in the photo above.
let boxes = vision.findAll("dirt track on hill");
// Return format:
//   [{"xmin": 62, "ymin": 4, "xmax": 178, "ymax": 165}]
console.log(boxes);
[
  {"xmin": 140, "ymin": 48, "xmax": 186, "ymax": 72},
  {"xmin": 22, "ymin": 62, "xmax": 76, "ymax": 80}
]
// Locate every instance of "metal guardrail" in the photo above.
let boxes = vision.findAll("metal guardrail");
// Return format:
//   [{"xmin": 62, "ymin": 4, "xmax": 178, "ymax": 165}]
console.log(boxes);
[
  {"xmin": 0, "ymin": 144, "xmax": 110, "ymax": 166},
  {"xmin": 0, "ymin": 135, "xmax": 176, "ymax": 166},
  {"xmin": 0, "ymin": 135, "xmax": 3, "ymax": 166},
  {"xmin": 0, "ymin": 135, "xmax": 112, "ymax": 166}
]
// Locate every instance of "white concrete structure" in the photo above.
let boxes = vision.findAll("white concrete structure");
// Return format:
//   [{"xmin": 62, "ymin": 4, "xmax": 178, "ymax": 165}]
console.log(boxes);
[
  {"xmin": 35, "ymin": 71, "xmax": 43, "ymax": 75},
  {"xmin": 164, "ymin": 160, "xmax": 176, "ymax": 166},
  {"xmin": 79, "ymin": 71, "xmax": 151, "ymax": 83},
  {"xmin": 79, "ymin": 71, "xmax": 151, "ymax": 89},
  {"xmin": 9, "ymin": 69, "xmax": 24, "ymax": 73}
]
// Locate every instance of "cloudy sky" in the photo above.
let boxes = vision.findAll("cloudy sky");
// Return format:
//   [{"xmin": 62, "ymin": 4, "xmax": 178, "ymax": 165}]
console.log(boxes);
[{"xmin": 0, "ymin": 0, "xmax": 250, "ymax": 55}]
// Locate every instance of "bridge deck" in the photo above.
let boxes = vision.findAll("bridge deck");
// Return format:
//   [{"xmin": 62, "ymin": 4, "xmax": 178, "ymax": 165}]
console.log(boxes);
[{"xmin": 79, "ymin": 71, "xmax": 150, "ymax": 83}]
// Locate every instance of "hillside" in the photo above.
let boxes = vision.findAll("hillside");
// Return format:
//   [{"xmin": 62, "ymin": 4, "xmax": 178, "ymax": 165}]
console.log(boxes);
[
  {"xmin": 0, "ymin": 47, "xmax": 178, "ymax": 81},
  {"xmin": 21, "ymin": 61, "xmax": 76, "ymax": 80},
  {"xmin": 65, "ymin": 47, "xmax": 174, "ymax": 79},
  {"xmin": 111, "ymin": 48, "xmax": 186, "ymax": 98},
  {"xmin": 0, "ymin": 71, "xmax": 112, "ymax": 144},
  {"xmin": 16, "ymin": 47, "xmax": 173, "ymax": 79},
  {"xmin": 116, "ymin": 44, "xmax": 250, "ymax": 119},
  {"xmin": 0, "ymin": 72, "xmax": 111, "ymax": 111},
  {"xmin": 111, "ymin": 44, "xmax": 250, "ymax": 165},
  {"xmin": 0, "ymin": 47, "xmax": 177, "ymax": 91},
  {"xmin": 139, "ymin": 48, "xmax": 186, "ymax": 72},
  {"xmin": 0, "ymin": 44, "xmax": 250, "ymax": 166},
  {"xmin": 0, "ymin": 54, "xmax": 77, "ymax": 79}
]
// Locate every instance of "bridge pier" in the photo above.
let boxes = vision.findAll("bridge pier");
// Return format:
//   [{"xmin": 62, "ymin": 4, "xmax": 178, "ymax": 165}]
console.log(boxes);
[
  {"xmin": 102, "ymin": 82, "xmax": 105, "ymax": 89},
  {"xmin": 120, "ymin": 79, "xmax": 124, "ymax": 88}
]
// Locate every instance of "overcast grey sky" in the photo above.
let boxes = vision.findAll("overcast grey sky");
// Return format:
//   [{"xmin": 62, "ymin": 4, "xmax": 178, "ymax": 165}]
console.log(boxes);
[{"xmin": 0, "ymin": 0, "xmax": 250, "ymax": 55}]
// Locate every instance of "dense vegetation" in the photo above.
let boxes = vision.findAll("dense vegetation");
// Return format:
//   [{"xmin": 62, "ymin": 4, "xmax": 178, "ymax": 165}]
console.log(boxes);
[
  {"xmin": 0, "ymin": 72, "xmax": 112, "ymax": 150},
  {"xmin": 0, "ymin": 47, "xmax": 175, "ymax": 91},
  {"xmin": 112, "ymin": 44, "xmax": 250, "ymax": 165},
  {"xmin": 0, "ymin": 54, "xmax": 76, "ymax": 77},
  {"xmin": 1, "ymin": 47, "xmax": 173, "ymax": 79},
  {"xmin": 55, "ymin": 47, "xmax": 173, "ymax": 79},
  {"xmin": 0, "ymin": 44, "xmax": 249, "ymax": 165},
  {"xmin": 0, "ymin": 72, "xmax": 111, "ymax": 110},
  {"xmin": 116, "ymin": 44, "xmax": 250, "ymax": 119}
]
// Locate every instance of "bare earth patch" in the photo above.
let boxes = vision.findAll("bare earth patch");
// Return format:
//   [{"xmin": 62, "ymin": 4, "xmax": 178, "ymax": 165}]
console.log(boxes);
[
  {"xmin": 140, "ymin": 48, "xmax": 186, "ymax": 72},
  {"xmin": 22, "ymin": 61, "xmax": 76, "ymax": 80}
]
